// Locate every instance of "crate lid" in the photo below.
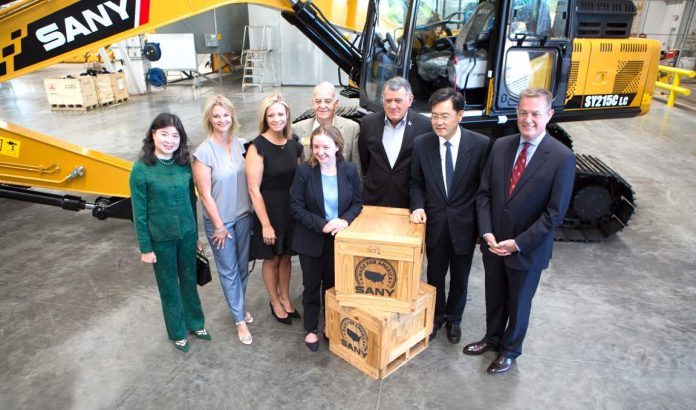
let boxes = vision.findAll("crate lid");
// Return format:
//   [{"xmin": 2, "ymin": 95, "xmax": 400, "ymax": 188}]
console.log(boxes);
[
  {"xmin": 332, "ymin": 283, "xmax": 435, "ymax": 321},
  {"xmin": 336, "ymin": 206, "xmax": 424, "ymax": 246}
]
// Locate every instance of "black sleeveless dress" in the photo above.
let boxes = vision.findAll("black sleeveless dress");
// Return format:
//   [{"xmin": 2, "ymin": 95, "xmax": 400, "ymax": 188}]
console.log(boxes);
[{"xmin": 250, "ymin": 135, "xmax": 303, "ymax": 259}]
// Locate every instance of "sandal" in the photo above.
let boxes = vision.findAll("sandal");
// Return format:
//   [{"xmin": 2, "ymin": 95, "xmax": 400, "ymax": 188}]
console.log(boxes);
[
  {"xmin": 236, "ymin": 321, "xmax": 253, "ymax": 345},
  {"xmin": 174, "ymin": 339, "xmax": 189, "ymax": 352},
  {"xmin": 245, "ymin": 311, "xmax": 253, "ymax": 324},
  {"xmin": 193, "ymin": 328, "xmax": 212, "ymax": 340}
]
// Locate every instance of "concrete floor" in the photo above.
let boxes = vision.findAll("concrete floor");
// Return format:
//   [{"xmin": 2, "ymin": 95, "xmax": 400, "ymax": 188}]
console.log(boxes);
[{"xmin": 1, "ymin": 65, "xmax": 695, "ymax": 410}]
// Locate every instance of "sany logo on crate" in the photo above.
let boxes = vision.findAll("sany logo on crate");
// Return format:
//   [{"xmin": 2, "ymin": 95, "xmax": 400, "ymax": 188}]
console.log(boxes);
[
  {"xmin": 14, "ymin": 0, "xmax": 151, "ymax": 71},
  {"xmin": 340, "ymin": 318, "xmax": 368, "ymax": 358},
  {"xmin": 354, "ymin": 257, "xmax": 397, "ymax": 297}
]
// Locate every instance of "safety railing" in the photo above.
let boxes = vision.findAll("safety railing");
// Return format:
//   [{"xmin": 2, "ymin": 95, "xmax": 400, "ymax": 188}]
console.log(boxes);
[{"xmin": 655, "ymin": 65, "xmax": 696, "ymax": 107}]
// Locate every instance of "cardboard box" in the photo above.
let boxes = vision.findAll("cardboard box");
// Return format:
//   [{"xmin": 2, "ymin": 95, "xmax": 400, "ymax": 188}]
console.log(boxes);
[
  {"xmin": 334, "ymin": 206, "xmax": 425, "ymax": 312},
  {"xmin": 326, "ymin": 283, "xmax": 435, "ymax": 379}
]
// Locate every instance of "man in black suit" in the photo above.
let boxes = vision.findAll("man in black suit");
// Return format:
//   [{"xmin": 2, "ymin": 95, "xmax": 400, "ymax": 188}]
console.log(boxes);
[
  {"xmin": 410, "ymin": 88, "xmax": 490, "ymax": 344},
  {"xmin": 358, "ymin": 76, "xmax": 432, "ymax": 208},
  {"xmin": 463, "ymin": 88, "xmax": 576, "ymax": 374}
]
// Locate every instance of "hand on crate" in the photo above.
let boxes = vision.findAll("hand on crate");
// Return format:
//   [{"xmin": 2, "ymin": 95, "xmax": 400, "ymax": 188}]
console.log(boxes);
[
  {"xmin": 323, "ymin": 218, "xmax": 348, "ymax": 236},
  {"xmin": 410, "ymin": 209, "xmax": 426, "ymax": 224}
]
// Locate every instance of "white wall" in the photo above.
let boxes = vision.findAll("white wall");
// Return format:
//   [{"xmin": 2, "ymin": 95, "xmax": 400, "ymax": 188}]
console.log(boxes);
[
  {"xmin": 247, "ymin": 5, "xmax": 347, "ymax": 86},
  {"xmin": 637, "ymin": 0, "xmax": 687, "ymax": 49}
]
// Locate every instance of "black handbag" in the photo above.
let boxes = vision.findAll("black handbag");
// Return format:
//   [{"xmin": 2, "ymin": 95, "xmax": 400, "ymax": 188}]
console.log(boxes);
[{"xmin": 196, "ymin": 251, "xmax": 212, "ymax": 286}]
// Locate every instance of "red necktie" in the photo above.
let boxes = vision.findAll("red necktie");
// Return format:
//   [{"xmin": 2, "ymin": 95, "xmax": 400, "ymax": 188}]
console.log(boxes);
[{"xmin": 508, "ymin": 142, "xmax": 529, "ymax": 196}]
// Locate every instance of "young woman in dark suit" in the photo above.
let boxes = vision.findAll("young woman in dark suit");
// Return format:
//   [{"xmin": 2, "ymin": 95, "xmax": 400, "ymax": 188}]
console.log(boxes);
[{"xmin": 290, "ymin": 125, "xmax": 362, "ymax": 351}]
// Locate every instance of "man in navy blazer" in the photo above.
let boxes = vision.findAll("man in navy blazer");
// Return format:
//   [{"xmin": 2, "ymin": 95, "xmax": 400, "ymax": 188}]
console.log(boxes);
[
  {"xmin": 410, "ymin": 88, "xmax": 490, "ymax": 344},
  {"xmin": 463, "ymin": 88, "xmax": 576, "ymax": 374},
  {"xmin": 358, "ymin": 76, "xmax": 432, "ymax": 208}
]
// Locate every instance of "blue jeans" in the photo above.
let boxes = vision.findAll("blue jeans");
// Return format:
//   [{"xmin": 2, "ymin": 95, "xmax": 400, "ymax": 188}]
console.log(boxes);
[{"xmin": 204, "ymin": 214, "xmax": 251, "ymax": 323}]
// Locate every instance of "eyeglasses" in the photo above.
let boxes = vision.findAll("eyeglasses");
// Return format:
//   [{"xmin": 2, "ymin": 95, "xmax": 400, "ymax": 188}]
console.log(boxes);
[{"xmin": 431, "ymin": 114, "xmax": 453, "ymax": 122}]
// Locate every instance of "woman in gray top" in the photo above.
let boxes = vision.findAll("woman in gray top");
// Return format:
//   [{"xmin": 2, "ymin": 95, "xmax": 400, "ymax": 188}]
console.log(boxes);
[{"xmin": 193, "ymin": 95, "xmax": 253, "ymax": 345}]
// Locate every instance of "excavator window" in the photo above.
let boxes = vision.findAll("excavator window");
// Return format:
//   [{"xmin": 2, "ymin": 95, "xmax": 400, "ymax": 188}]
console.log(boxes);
[
  {"xmin": 504, "ymin": 48, "xmax": 558, "ymax": 96},
  {"xmin": 410, "ymin": 0, "xmax": 494, "ymax": 108},
  {"xmin": 508, "ymin": 0, "xmax": 568, "ymax": 39},
  {"xmin": 362, "ymin": 0, "xmax": 410, "ymax": 104}
]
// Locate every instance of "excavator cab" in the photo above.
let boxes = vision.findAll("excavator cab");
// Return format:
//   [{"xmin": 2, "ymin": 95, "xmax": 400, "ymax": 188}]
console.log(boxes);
[{"xmin": 359, "ymin": 0, "xmax": 572, "ymax": 119}]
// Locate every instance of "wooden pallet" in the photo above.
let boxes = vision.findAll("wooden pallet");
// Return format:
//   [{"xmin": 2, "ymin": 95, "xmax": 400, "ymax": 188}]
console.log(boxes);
[{"xmin": 51, "ymin": 103, "xmax": 98, "ymax": 111}]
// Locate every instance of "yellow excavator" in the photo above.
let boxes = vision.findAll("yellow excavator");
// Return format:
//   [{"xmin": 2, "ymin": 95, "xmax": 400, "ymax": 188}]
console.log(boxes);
[{"xmin": 0, "ymin": 0, "xmax": 660, "ymax": 240}]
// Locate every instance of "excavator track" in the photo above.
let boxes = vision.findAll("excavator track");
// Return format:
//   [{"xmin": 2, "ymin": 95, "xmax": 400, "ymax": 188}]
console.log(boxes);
[{"xmin": 556, "ymin": 154, "xmax": 636, "ymax": 242}]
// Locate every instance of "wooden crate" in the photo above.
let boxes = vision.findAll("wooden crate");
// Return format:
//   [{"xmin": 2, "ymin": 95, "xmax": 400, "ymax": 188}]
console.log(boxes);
[
  {"xmin": 95, "ymin": 74, "xmax": 115, "ymax": 105},
  {"xmin": 44, "ymin": 77, "xmax": 98, "ymax": 110},
  {"xmin": 334, "ymin": 206, "xmax": 425, "ymax": 312},
  {"xmin": 326, "ymin": 283, "xmax": 435, "ymax": 379},
  {"xmin": 111, "ymin": 72, "xmax": 130, "ymax": 101},
  {"xmin": 95, "ymin": 73, "xmax": 129, "ymax": 105}
]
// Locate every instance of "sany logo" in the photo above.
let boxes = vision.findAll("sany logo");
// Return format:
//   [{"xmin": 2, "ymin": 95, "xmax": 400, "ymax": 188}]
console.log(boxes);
[{"xmin": 36, "ymin": 0, "xmax": 129, "ymax": 52}]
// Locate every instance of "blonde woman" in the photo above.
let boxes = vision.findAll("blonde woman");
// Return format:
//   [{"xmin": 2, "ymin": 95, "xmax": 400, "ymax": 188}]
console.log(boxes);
[
  {"xmin": 246, "ymin": 94, "xmax": 303, "ymax": 325},
  {"xmin": 192, "ymin": 96, "xmax": 252, "ymax": 344}
]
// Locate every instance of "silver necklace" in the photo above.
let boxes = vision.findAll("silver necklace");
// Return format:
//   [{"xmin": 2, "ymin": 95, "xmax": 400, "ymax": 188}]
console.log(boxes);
[{"xmin": 157, "ymin": 157, "xmax": 175, "ymax": 166}]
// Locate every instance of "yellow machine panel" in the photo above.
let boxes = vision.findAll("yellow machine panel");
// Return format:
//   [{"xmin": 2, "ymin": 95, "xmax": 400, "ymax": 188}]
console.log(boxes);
[
  {"xmin": 0, "ymin": 0, "xmax": 367, "ymax": 83},
  {"xmin": 0, "ymin": 121, "xmax": 131, "ymax": 197},
  {"xmin": 564, "ymin": 38, "xmax": 661, "ymax": 114}
]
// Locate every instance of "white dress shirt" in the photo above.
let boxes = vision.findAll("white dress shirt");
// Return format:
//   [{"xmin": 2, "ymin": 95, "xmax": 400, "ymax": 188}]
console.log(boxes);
[
  {"xmin": 438, "ymin": 127, "xmax": 462, "ymax": 196},
  {"xmin": 382, "ymin": 116, "xmax": 408, "ymax": 168},
  {"xmin": 512, "ymin": 132, "xmax": 546, "ymax": 167}
]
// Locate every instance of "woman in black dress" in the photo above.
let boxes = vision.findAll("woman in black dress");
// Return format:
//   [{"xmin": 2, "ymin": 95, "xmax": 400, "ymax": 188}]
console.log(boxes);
[{"xmin": 246, "ymin": 94, "xmax": 303, "ymax": 324}]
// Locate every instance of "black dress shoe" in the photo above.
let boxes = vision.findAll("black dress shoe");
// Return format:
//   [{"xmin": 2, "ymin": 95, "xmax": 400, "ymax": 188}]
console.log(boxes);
[
  {"xmin": 286, "ymin": 309, "xmax": 301, "ymax": 319},
  {"xmin": 487, "ymin": 354, "xmax": 514, "ymax": 374},
  {"xmin": 462, "ymin": 340, "xmax": 498, "ymax": 355},
  {"xmin": 429, "ymin": 328, "xmax": 438, "ymax": 341},
  {"xmin": 446, "ymin": 322, "xmax": 461, "ymax": 344},
  {"xmin": 429, "ymin": 322, "xmax": 443, "ymax": 341},
  {"xmin": 270, "ymin": 302, "xmax": 292, "ymax": 325},
  {"xmin": 305, "ymin": 332, "xmax": 319, "ymax": 352}
]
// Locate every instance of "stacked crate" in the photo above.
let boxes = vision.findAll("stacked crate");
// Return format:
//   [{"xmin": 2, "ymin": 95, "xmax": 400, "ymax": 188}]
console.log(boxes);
[
  {"xmin": 327, "ymin": 206, "xmax": 435, "ymax": 379},
  {"xmin": 44, "ymin": 72, "xmax": 129, "ymax": 111}
]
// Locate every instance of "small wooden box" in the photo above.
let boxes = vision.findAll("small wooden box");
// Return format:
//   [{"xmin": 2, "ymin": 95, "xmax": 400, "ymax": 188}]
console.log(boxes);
[
  {"xmin": 326, "ymin": 283, "xmax": 435, "ymax": 379},
  {"xmin": 334, "ymin": 206, "xmax": 425, "ymax": 312},
  {"xmin": 44, "ymin": 77, "xmax": 98, "ymax": 110}
]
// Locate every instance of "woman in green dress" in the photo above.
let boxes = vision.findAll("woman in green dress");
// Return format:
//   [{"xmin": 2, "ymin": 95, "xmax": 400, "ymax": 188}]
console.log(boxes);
[{"xmin": 130, "ymin": 113, "xmax": 210, "ymax": 352}]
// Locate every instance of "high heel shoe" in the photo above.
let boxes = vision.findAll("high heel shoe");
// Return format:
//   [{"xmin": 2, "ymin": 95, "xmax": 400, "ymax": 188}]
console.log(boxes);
[
  {"xmin": 305, "ymin": 331, "xmax": 319, "ymax": 352},
  {"xmin": 270, "ymin": 302, "xmax": 292, "ymax": 325},
  {"xmin": 235, "ymin": 321, "xmax": 253, "ymax": 345},
  {"xmin": 280, "ymin": 300, "xmax": 301, "ymax": 319}
]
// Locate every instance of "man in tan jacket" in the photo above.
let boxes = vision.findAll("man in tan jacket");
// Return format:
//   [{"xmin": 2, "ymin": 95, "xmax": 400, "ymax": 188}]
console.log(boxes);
[{"xmin": 293, "ymin": 82, "xmax": 360, "ymax": 176}]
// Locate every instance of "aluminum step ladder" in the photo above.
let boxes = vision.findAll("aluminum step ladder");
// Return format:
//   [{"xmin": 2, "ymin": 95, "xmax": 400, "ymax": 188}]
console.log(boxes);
[{"xmin": 241, "ymin": 25, "xmax": 276, "ymax": 91}]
